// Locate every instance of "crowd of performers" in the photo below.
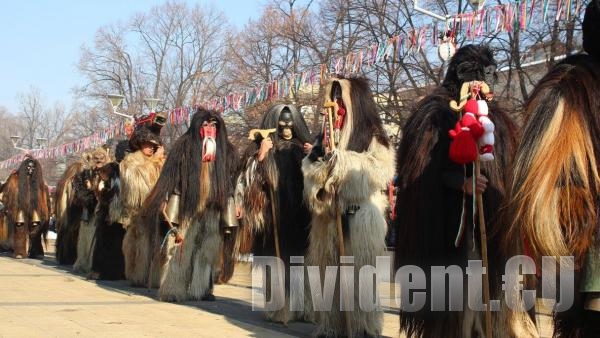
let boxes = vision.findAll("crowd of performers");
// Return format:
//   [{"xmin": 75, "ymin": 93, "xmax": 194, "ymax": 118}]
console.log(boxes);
[{"xmin": 2, "ymin": 2, "xmax": 600, "ymax": 337}]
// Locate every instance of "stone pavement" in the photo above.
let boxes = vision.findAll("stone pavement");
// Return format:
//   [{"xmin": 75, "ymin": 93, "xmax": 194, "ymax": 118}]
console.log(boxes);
[
  {"xmin": 0, "ymin": 241, "xmax": 554, "ymax": 338},
  {"xmin": 0, "ymin": 244, "xmax": 401, "ymax": 338}
]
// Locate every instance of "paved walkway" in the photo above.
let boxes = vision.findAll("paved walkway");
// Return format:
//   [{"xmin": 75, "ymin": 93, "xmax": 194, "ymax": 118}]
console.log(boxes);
[
  {"xmin": 0, "ymin": 240, "xmax": 554, "ymax": 338},
  {"xmin": 0, "ymin": 244, "xmax": 400, "ymax": 338}
]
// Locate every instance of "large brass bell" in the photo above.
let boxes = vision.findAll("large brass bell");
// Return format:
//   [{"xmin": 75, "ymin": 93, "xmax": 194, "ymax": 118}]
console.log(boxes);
[
  {"xmin": 31, "ymin": 210, "xmax": 41, "ymax": 223},
  {"xmin": 16, "ymin": 210, "xmax": 26, "ymax": 224}
]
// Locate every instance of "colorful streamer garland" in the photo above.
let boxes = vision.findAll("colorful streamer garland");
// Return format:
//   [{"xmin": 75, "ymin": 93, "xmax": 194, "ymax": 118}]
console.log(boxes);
[{"xmin": 0, "ymin": 0, "xmax": 580, "ymax": 170}]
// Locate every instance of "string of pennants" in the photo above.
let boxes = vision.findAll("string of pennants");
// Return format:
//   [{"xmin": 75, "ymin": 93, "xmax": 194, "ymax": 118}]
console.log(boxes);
[
  {"xmin": 0, "ymin": 107, "xmax": 197, "ymax": 170},
  {"xmin": 201, "ymin": 0, "xmax": 582, "ymax": 110},
  {"xmin": 0, "ymin": 0, "xmax": 579, "ymax": 170}
]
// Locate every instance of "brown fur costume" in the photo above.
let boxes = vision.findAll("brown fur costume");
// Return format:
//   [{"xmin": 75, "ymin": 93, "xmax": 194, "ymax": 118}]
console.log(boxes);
[
  {"xmin": 501, "ymin": 3, "xmax": 600, "ymax": 337},
  {"xmin": 55, "ymin": 151, "xmax": 101, "ymax": 266},
  {"xmin": 54, "ymin": 159, "xmax": 84, "ymax": 264},
  {"xmin": 302, "ymin": 77, "xmax": 396, "ymax": 337},
  {"xmin": 120, "ymin": 144, "xmax": 164, "ymax": 286},
  {"xmin": 237, "ymin": 104, "xmax": 313, "ymax": 324},
  {"xmin": 0, "ymin": 178, "xmax": 12, "ymax": 250},
  {"xmin": 135, "ymin": 108, "xmax": 237, "ymax": 301},
  {"xmin": 3, "ymin": 156, "xmax": 50, "ymax": 259}
]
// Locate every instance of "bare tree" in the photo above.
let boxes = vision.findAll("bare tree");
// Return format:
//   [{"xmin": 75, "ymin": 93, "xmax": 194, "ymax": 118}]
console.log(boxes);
[{"xmin": 77, "ymin": 1, "xmax": 228, "ymax": 145}]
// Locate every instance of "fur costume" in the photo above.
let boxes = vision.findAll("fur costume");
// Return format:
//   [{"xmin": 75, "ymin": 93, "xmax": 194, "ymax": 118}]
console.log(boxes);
[
  {"xmin": 501, "ymin": 3, "xmax": 600, "ymax": 337},
  {"xmin": 90, "ymin": 161, "xmax": 126, "ymax": 280},
  {"xmin": 72, "ymin": 147, "xmax": 109, "ymax": 273},
  {"xmin": 120, "ymin": 125, "xmax": 164, "ymax": 286},
  {"xmin": 137, "ymin": 108, "xmax": 237, "ymax": 301},
  {"xmin": 54, "ymin": 158, "xmax": 85, "ymax": 265},
  {"xmin": 393, "ymin": 45, "xmax": 518, "ymax": 338},
  {"xmin": 3, "ymin": 156, "xmax": 50, "ymax": 259},
  {"xmin": 302, "ymin": 77, "xmax": 395, "ymax": 337},
  {"xmin": 0, "ymin": 178, "xmax": 12, "ymax": 250},
  {"xmin": 238, "ymin": 104, "xmax": 312, "ymax": 324},
  {"xmin": 89, "ymin": 140, "xmax": 128, "ymax": 280}
]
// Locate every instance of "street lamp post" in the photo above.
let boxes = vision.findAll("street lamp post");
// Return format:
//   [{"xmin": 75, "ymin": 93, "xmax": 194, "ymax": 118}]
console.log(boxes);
[
  {"xmin": 107, "ymin": 94, "xmax": 134, "ymax": 120},
  {"xmin": 413, "ymin": 0, "xmax": 487, "ymax": 20},
  {"xmin": 143, "ymin": 98, "xmax": 161, "ymax": 113},
  {"xmin": 10, "ymin": 135, "xmax": 48, "ymax": 152},
  {"xmin": 108, "ymin": 94, "xmax": 163, "ymax": 119}
]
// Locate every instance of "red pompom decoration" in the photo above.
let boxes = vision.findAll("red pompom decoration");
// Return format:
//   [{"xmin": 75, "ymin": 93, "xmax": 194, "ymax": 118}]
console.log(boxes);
[{"xmin": 448, "ymin": 126, "xmax": 478, "ymax": 164}]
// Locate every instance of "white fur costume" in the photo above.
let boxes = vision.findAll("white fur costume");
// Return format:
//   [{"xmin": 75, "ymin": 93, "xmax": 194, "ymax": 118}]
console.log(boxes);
[{"xmin": 302, "ymin": 77, "xmax": 396, "ymax": 337}]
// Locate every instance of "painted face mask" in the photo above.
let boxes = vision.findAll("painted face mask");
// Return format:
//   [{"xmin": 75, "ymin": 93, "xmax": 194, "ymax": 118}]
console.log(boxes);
[
  {"xmin": 25, "ymin": 160, "xmax": 35, "ymax": 176},
  {"xmin": 200, "ymin": 118, "xmax": 218, "ymax": 162},
  {"xmin": 278, "ymin": 110, "xmax": 294, "ymax": 140},
  {"xmin": 93, "ymin": 153, "xmax": 106, "ymax": 168}
]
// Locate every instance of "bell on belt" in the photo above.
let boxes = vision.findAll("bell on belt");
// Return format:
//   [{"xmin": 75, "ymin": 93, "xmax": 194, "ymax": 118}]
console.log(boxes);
[
  {"xmin": 81, "ymin": 208, "xmax": 90, "ymax": 222},
  {"xmin": 222, "ymin": 197, "xmax": 239, "ymax": 232},
  {"xmin": 165, "ymin": 193, "xmax": 181, "ymax": 225},
  {"xmin": 16, "ymin": 210, "xmax": 26, "ymax": 224},
  {"xmin": 31, "ymin": 210, "xmax": 41, "ymax": 223}
]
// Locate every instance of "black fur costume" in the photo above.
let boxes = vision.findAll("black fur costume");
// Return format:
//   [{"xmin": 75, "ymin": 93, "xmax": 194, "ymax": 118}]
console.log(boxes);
[
  {"xmin": 90, "ymin": 146, "xmax": 127, "ymax": 280},
  {"xmin": 238, "ymin": 103, "xmax": 312, "ymax": 324},
  {"xmin": 393, "ymin": 45, "xmax": 518, "ymax": 337}
]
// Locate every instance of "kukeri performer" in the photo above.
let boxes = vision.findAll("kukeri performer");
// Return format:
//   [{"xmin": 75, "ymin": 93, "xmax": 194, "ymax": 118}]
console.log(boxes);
[
  {"xmin": 0, "ymin": 179, "xmax": 10, "ymax": 250},
  {"xmin": 137, "ymin": 108, "xmax": 237, "ymax": 301},
  {"xmin": 237, "ymin": 103, "xmax": 313, "ymax": 324},
  {"xmin": 55, "ymin": 152, "xmax": 93, "ymax": 265},
  {"xmin": 393, "ymin": 44, "xmax": 518, "ymax": 337},
  {"xmin": 72, "ymin": 147, "xmax": 110, "ymax": 273},
  {"xmin": 2, "ymin": 155, "xmax": 50, "ymax": 259},
  {"xmin": 302, "ymin": 76, "xmax": 395, "ymax": 337},
  {"xmin": 120, "ymin": 115, "xmax": 165, "ymax": 286},
  {"xmin": 89, "ymin": 140, "xmax": 129, "ymax": 280},
  {"xmin": 501, "ymin": 2, "xmax": 600, "ymax": 337}
]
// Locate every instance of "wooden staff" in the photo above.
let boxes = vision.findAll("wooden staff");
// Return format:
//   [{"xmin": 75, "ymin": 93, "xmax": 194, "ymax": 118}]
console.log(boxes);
[
  {"xmin": 268, "ymin": 186, "xmax": 286, "ymax": 320},
  {"xmin": 323, "ymin": 101, "xmax": 352, "ymax": 338},
  {"xmin": 475, "ymin": 158, "xmax": 492, "ymax": 338}
]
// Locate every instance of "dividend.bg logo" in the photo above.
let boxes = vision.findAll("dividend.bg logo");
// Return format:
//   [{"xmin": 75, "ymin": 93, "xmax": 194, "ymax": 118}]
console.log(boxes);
[{"xmin": 251, "ymin": 255, "xmax": 574, "ymax": 312}]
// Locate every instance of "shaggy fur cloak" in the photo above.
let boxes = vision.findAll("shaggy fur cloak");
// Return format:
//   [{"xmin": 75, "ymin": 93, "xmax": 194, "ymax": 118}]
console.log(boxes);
[
  {"xmin": 0, "ymin": 175, "xmax": 14, "ymax": 250},
  {"xmin": 120, "ymin": 148, "xmax": 164, "ymax": 286},
  {"xmin": 302, "ymin": 76, "xmax": 396, "ymax": 337},
  {"xmin": 55, "ymin": 159, "xmax": 85, "ymax": 265},
  {"xmin": 90, "ymin": 161, "xmax": 126, "ymax": 280},
  {"xmin": 238, "ymin": 104, "xmax": 312, "ymax": 324},
  {"xmin": 501, "ymin": 3, "xmax": 600, "ymax": 337},
  {"xmin": 135, "ymin": 108, "xmax": 237, "ymax": 301},
  {"xmin": 393, "ymin": 45, "xmax": 518, "ymax": 337},
  {"xmin": 4, "ymin": 156, "xmax": 50, "ymax": 258}
]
